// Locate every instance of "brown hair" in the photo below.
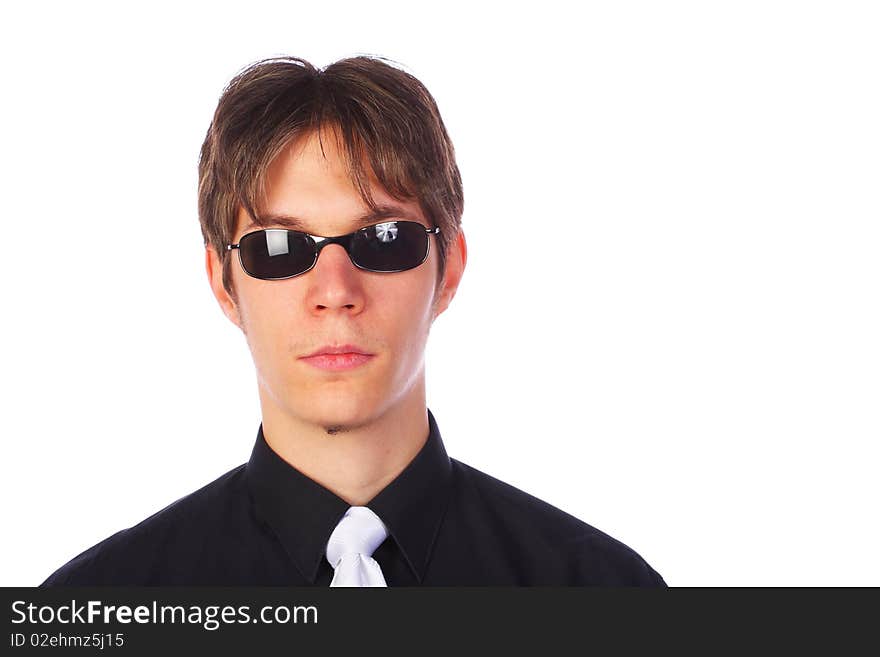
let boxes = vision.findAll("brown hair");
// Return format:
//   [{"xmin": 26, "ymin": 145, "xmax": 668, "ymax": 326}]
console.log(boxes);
[{"xmin": 197, "ymin": 55, "xmax": 464, "ymax": 301}]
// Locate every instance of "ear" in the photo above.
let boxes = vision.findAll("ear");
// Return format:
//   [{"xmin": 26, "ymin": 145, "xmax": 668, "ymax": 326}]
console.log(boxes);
[
  {"xmin": 432, "ymin": 228, "xmax": 467, "ymax": 320},
  {"xmin": 205, "ymin": 245, "xmax": 243, "ymax": 329}
]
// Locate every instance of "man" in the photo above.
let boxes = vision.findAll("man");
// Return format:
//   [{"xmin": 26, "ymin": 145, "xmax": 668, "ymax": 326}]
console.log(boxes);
[{"xmin": 42, "ymin": 55, "xmax": 665, "ymax": 586}]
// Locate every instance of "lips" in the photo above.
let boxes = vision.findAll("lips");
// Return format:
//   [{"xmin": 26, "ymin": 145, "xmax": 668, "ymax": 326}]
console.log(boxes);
[
  {"xmin": 301, "ymin": 344, "xmax": 372, "ymax": 358},
  {"xmin": 299, "ymin": 344, "xmax": 375, "ymax": 372},
  {"xmin": 300, "ymin": 353, "xmax": 374, "ymax": 371}
]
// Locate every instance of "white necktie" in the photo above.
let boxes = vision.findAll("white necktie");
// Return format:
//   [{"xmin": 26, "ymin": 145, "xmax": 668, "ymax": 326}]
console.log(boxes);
[{"xmin": 326, "ymin": 506, "xmax": 389, "ymax": 587}]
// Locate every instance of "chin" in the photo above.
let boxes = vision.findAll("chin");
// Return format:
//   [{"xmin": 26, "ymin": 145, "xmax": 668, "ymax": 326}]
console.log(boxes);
[{"xmin": 293, "ymin": 392, "xmax": 381, "ymax": 430}]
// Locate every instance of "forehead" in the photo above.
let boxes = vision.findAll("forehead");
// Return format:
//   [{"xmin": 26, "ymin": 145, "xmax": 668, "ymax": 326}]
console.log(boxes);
[{"xmin": 239, "ymin": 128, "xmax": 426, "ymax": 236}]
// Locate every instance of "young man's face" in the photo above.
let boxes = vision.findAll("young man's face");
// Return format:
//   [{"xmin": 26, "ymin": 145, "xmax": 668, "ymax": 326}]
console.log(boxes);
[{"xmin": 206, "ymin": 128, "xmax": 465, "ymax": 432}]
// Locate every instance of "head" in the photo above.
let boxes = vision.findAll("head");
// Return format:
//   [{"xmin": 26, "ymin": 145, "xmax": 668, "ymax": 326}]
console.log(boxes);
[{"xmin": 199, "ymin": 56, "xmax": 466, "ymax": 434}]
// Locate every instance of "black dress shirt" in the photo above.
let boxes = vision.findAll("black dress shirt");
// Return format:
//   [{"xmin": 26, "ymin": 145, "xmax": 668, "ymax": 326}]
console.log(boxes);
[{"xmin": 42, "ymin": 409, "xmax": 665, "ymax": 586}]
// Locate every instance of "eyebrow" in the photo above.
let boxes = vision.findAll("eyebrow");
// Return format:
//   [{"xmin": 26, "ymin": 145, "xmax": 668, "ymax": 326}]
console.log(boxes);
[{"xmin": 243, "ymin": 204, "xmax": 423, "ymax": 234}]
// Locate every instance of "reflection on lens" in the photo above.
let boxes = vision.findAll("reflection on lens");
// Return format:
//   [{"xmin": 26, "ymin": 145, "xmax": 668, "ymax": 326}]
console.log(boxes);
[{"xmin": 375, "ymin": 222, "xmax": 398, "ymax": 243}]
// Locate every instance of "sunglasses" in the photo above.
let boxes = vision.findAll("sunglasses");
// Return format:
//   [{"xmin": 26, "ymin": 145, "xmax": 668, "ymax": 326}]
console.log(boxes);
[{"xmin": 227, "ymin": 220, "xmax": 440, "ymax": 280}]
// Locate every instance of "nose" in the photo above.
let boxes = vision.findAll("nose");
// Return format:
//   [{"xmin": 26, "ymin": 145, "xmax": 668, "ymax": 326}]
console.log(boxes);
[{"xmin": 304, "ymin": 243, "xmax": 366, "ymax": 315}]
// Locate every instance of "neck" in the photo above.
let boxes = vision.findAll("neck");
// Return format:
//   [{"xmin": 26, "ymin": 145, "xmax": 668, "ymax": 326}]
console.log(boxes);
[{"xmin": 257, "ymin": 382, "xmax": 430, "ymax": 506}]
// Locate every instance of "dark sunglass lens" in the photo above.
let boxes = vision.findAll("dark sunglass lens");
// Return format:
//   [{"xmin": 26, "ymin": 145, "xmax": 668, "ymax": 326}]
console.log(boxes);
[
  {"xmin": 351, "ymin": 221, "xmax": 429, "ymax": 272},
  {"xmin": 239, "ymin": 230, "xmax": 316, "ymax": 279}
]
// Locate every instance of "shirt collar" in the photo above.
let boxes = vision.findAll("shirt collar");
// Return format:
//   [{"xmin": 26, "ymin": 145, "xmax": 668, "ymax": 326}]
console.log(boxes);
[{"xmin": 245, "ymin": 408, "xmax": 453, "ymax": 584}]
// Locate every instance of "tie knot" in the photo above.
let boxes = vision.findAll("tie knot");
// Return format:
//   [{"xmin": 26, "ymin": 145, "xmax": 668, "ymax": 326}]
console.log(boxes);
[{"xmin": 326, "ymin": 506, "xmax": 389, "ymax": 568}]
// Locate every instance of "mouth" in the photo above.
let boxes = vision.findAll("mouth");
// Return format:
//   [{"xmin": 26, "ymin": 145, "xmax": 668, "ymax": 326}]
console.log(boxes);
[
  {"xmin": 299, "ymin": 344, "xmax": 375, "ymax": 372},
  {"xmin": 299, "ymin": 352, "xmax": 375, "ymax": 371}
]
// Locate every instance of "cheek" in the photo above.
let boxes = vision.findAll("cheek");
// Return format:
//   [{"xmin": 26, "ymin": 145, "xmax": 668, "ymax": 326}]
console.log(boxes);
[
  {"xmin": 238, "ymin": 289, "xmax": 298, "ymax": 367},
  {"xmin": 375, "ymin": 279, "xmax": 435, "ymax": 354}
]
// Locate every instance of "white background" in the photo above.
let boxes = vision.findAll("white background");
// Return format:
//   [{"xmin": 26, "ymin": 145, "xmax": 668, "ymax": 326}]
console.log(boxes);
[{"xmin": 1, "ymin": 1, "xmax": 877, "ymax": 586}]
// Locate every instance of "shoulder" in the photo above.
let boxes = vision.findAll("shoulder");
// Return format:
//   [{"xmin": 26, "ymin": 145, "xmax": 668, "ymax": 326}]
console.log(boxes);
[
  {"xmin": 40, "ymin": 463, "xmax": 248, "ymax": 586},
  {"xmin": 450, "ymin": 459, "xmax": 666, "ymax": 586}
]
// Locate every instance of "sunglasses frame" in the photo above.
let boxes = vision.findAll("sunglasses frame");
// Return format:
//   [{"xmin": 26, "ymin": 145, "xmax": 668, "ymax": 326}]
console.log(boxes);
[{"xmin": 226, "ymin": 220, "xmax": 441, "ymax": 281}]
